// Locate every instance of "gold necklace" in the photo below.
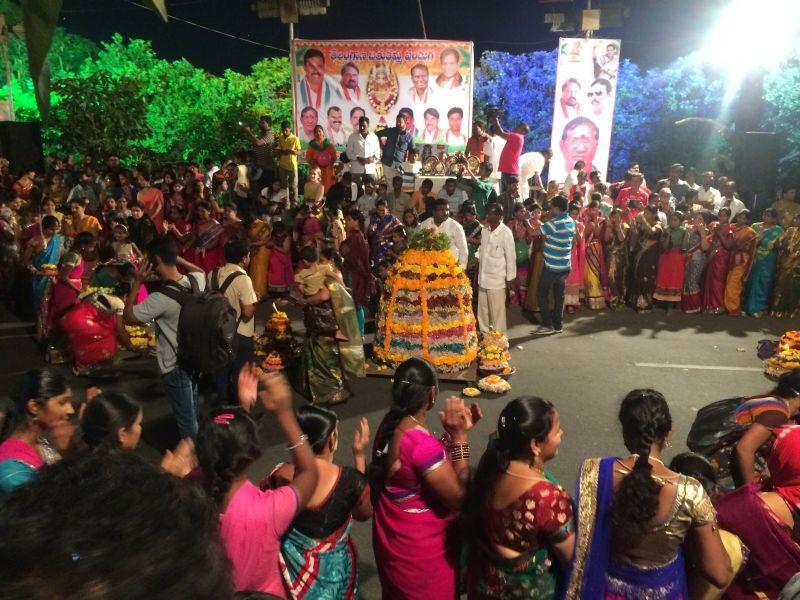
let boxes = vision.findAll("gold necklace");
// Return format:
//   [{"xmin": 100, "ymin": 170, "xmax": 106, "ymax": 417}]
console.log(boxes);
[
  {"xmin": 629, "ymin": 453, "xmax": 665, "ymax": 467},
  {"xmin": 505, "ymin": 464, "xmax": 545, "ymax": 481},
  {"xmin": 409, "ymin": 415, "xmax": 427, "ymax": 429}
]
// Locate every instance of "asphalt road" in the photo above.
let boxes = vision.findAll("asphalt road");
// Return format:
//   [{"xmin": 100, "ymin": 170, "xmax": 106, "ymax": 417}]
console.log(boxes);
[{"xmin": 0, "ymin": 302, "xmax": 790, "ymax": 598}]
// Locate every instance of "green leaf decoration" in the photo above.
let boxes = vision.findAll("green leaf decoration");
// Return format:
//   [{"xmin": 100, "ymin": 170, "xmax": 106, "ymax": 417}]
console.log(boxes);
[{"xmin": 21, "ymin": 0, "xmax": 62, "ymax": 121}]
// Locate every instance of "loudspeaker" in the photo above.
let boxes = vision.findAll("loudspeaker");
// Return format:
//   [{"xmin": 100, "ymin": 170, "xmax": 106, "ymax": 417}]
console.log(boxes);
[
  {"xmin": 734, "ymin": 131, "xmax": 780, "ymax": 196},
  {"xmin": 0, "ymin": 121, "xmax": 44, "ymax": 174}
]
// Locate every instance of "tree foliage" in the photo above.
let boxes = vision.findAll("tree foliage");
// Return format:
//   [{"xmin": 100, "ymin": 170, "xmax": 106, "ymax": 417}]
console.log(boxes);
[{"xmin": 763, "ymin": 48, "xmax": 800, "ymax": 174}]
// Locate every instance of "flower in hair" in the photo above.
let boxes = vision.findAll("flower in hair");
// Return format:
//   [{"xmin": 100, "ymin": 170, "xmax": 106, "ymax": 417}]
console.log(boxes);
[
  {"xmin": 214, "ymin": 413, "xmax": 235, "ymax": 426},
  {"xmin": 500, "ymin": 415, "xmax": 506, "ymax": 429}
]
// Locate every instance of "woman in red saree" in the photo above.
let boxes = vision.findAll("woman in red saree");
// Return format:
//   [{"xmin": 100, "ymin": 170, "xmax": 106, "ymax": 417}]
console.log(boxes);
[
  {"xmin": 306, "ymin": 125, "xmax": 338, "ymax": 192},
  {"xmin": 653, "ymin": 213, "xmax": 689, "ymax": 313},
  {"xmin": 187, "ymin": 201, "xmax": 226, "ymax": 273},
  {"xmin": 583, "ymin": 200, "xmax": 610, "ymax": 310},
  {"xmin": 716, "ymin": 424, "xmax": 800, "ymax": 599},
  {"xmin": 268, "ymin": 221, "xmax": 294, "ymax": 296},
  {"xmin": 703, "ymin": 207, "xmax": 734, "ymax": 314},
  {"xmin": 340, "ymin": 209, "xmax": 373, "ymax": 336},
  {"xmin": 60, "ymin": 293, "xmax": 130, "ymax": 374}
]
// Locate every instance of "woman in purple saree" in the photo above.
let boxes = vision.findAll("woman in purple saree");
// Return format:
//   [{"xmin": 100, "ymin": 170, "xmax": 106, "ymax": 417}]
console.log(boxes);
[
  {"xmin": 715, "ymin": 425, "xmax": 800, "ymax": 599},
  {"xmin": 565, "ymin": 389, "xmax": 732, "ymax": 599}
]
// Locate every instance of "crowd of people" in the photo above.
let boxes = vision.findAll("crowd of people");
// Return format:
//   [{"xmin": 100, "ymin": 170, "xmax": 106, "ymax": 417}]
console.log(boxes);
[{"xmin": 3, "ymin": 363, "xmax": 800, "ymax": 599}]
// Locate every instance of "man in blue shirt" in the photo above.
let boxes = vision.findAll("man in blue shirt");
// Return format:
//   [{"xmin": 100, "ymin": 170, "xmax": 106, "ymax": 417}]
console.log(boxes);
[
  {"xmin": 533, "ymin": 195, "xmax": 576, "ymax": 334},
  {"xmin": 376, "ymin": 114, "xmax": 416, "ymax": 186}
]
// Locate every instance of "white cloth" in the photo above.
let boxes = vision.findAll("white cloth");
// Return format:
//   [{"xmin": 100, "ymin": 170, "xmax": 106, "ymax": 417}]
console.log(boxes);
[
  {"xmin": 356, "ymin": 192, "xmax": 378, "ymax": 214},
  {"xmin": 203, "ymin": 166, "xmax": 219, "ymax": 190},
  {"xmin": 436, "ymin": 187, "xmax": 468, "ymax": 215},
  {"xmin": 346, "ymin": 132, "xmax": 381, "ymax": 176},
  {"xmin": 720, "ymin": 197, "xmax": 746, "ymax": 219},
  {"xmin": 476, "ymin": 223, "xmax": 516, "ymax": 290},
  {"xmin": 419, "ymin": 217, "xmax": 468, "ymax": 268},
  {"xmin": 564, "ymin": 169, "xmax": 579, "ymax": 193},
  {"xmin": 697, "ymin": 186, "xmax": 721, "ymax": 210},
  {"xmin": 478, "ymin": 287, "xmax": 508, "ymax": 333}
]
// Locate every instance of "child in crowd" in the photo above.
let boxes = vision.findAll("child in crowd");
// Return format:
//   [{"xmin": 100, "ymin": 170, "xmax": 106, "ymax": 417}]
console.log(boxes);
[
  {"xmin": 292, "ymin": 245, "xmax": 335, "ymax": 302},
  {"xmin": 110, "ymin": 223, "xmax": 144, "ymax": 266}
]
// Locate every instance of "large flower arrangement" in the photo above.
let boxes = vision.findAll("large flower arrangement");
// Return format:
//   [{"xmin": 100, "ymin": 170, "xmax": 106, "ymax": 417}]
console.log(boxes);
[{"xmin": 374, "ymin": 230, "xmax": 478, "ymax": 373}]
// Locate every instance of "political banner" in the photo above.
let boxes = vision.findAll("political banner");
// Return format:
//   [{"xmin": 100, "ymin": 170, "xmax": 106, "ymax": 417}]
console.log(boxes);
[
  {"xmin": 292, "ymin": 39, "xmax": 474, "ymax": 157},
  {"xmin": 548, "ymin": 38, "xmax": 621, "ymax": 184}
]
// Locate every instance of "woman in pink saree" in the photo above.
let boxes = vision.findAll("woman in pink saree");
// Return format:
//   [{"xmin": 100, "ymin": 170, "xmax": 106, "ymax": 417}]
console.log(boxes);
[
  {"xmin": 60, "ymin": 293, "xmax": 129, "ymax": 374},
  {"xmin": 716, "ymin": 423, "xmax": 800, "ymax": 598},
  {"xmin": 370, "ymin": 358, "xmax": 481, "ymax": 600},
  {"xmin": 564, "ymin": 202, "xmax": 586, "ymax": 310},
  {"xmin": 702, "ymin": 207, "xmax": 734, "ymax": 314}
]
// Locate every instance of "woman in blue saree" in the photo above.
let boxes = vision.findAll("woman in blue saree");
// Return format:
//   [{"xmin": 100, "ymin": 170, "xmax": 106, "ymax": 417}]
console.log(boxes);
[
  {"xmin": 743, "ymin": 207, "xmax": 783, "ymax": 317},
  {"xmin": 565, "ymin": 389, "xmax": 731, "ymax": 600},
  {"xmin": 367, "ymin": 198, "xmax": 401, "ymax": 271},
  {"xmin": 22, "ymin": 215, "xmax": 63, "ymax": 312},
  {"xmin": 266, "ymin": 405, "xmax": 372, "ymax": 599}
]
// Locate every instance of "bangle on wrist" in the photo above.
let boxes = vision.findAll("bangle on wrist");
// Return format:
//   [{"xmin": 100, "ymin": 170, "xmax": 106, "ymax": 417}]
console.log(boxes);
[
  {"xmin": 448, "ymin": 442, "xmax": 470, "ymax": 462},
  {"xmin": 286, "ymin": 434, "xmax": 308, "ymax": 451}
]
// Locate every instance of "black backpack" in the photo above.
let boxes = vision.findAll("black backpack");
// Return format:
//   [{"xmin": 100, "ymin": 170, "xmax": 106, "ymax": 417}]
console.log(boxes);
[{"xmin": 158, "ymin": 271, "xmax": 244, "ymax": 374}]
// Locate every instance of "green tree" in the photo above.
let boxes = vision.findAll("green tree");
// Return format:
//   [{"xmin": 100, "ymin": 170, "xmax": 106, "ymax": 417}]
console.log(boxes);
[
  {"xmin": 763, "ymin": 49, "xmax": 800, "ymax": 174},
  {"xmin": 46, "ymin": 73, "xmax": 148, "ymax": 159}
]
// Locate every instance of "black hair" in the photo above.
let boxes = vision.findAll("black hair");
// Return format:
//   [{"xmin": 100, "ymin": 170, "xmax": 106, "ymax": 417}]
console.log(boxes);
[
  {"xmin": 433, "ymin": 197, "xmax": 449, "ymax": 209},
  {"xmin": 81, "ymin": 392, "xmax": 142, "ymax": 450},
  {"xmin": 774, "ymin": 368, "xmax": 800, "ymax": 399},
  {"xmin": 296, "ymin": 405, "xmax": 338, "ymax": 454},
  {"xmin": 375, "ymin": 198, "xmax": 387, "ymax": 207},
  {"xmin": 550, "ymin": 195, "xmax": 568, "ymax": 212},
  {"xmin": 561, "ymin": 117, "xmax": 599, "ymax": 141},
  {"xmin": 299, "ymin": 245, "xmax": 318, "ymax": 263},
  {"xmin": 303, "ymin": 48, "xmax": 324, "ymax": 64},
  {"xmin": 321, "ymin": 247, "xmax": 343, "ymax": 271},
  {"xmin": 73, "ymin": 231, "xmax": 96, "ymax": 249},
  {"xmin": 224, "ymin": 238, "xmax": 250, "ymax": 264},
  {"xmin": 41, "ymin": 215, "xmax": 59, "ymax": 230},
  {"xmin": 271, "ymin": 220, "xmax": 286, "ymax": 234},
  {"xmin": 612, "ymin": 389, "xmax": 672, "ymax": 534},
  {"xmin": 669, "ymin": 452, "xmax": 718, "ymax": 497},
  {"xmin": 591, "ymin": 77, "xmax": 613, "ymax": 93},
  {"xmin": 1, "ymin": 368, "xmax": 69, "ymax": 441},
  {"xmin": 368, "ymin": 358, "xmax": 438, "ymax": 503},
  {"xmin": 0, "ymin": 451, "xmax": 231, "ymax": 598},
  {"xmin": 447, "ymin": 107, "xmax": 463, "ymax": 118},
  {"xmin": 346, "ymin": 208, "xmax": 365, "ymax": 229},
  {"xmin": 464, "ymin": 397, "xmax": 555, "ymax": 542},
  {"xmin": 147, "ymin": 237, "xmax": 179, "ymax": 267},
  {"xmin": 196, "ymin": 200, "xmax": 213, "ymax": 213},
  {"xmin": 762, "ymin": 207, "xmax": 779, "ymax": 220},
  {"xmin": 423, "ymin": 107, "xmax": 439, "ymax": 119},
  {"xmin": 281, "ymin": 120, "xmax": 291, "ymax": 130},
  {"xmin": 196, "ymin": 408, "xmax": 262, "ymax": 508}
]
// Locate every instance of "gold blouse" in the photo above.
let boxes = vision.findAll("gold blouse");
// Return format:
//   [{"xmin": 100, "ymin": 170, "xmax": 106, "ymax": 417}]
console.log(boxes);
[{"xmin": 611, "ymin": 470, "xmax": 716, "ymax": 568}]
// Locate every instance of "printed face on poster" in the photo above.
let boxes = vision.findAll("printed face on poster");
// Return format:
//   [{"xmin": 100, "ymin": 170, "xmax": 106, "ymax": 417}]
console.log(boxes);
[
  {"xmin": 292, "ymin": 39, "xmax": 474, "ymax": 156},
  {"xmin": 548, "ymin": 38, "xmax": 621, "ymax": 183}
]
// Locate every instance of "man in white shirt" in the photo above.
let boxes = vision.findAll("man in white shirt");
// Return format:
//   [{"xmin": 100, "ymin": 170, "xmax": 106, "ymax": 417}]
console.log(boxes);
[
  {"xmin": 563, "ymin": 160, "xmax": 586, "ymax": 194},
  {"xmin": 356, "ymin": 176, "xmax": 379, "ymax": 215},
  {"xmin": 476, "ymin": 203, "xmax": 518, "ymax": 333},
  {"xmin": 326, "ymin": 106, "xmax": 348, "ymax": 149},
  {"xmin": 697, "ymin": 171, "xmax": 722, "ymax": 212},
  {"xmin": 346, "ymin": 116, "xmax": 381, "ymax": 184},
  {"xmin": 719, "ymin": 180, "xmax": 746, "ymax": 219},
  {"xmin": 436, "ymin": 178, "xmax": 468, "ymax": 215},
  {"xmin": 208, "ymin": 238, "xmax": 258, "ymax": 405},
  {"xmin": 419, "ymin": 197, "xmax": 468, "ymax": 268}
]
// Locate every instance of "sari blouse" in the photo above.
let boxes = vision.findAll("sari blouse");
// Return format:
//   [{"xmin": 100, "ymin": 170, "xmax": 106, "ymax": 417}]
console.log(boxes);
[
  {"xmin": 485, "ymin": 480, "xmax": 573, "ymax": 552},
  {"xmin": 611, "ymin": 472, "xmax": 716, "ymax": 568}
]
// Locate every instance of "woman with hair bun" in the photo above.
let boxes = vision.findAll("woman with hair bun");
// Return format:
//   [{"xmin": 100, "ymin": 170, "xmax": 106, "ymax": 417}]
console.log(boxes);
[
  {"xmin": 465, "ymin": 396, "xmax": 573, "ymax": 599},
  {"xmin": 267, "ymin": 406, "xmax": 372, "ymax": 599},
  {"xmin": 196, "ymin": 369, "xmax": 318, "ymax": 598},
  {"xmin": 0, "ymin": 368, "xmax": 75, "ymax": 495},
  {"xmin": 80, "ymin": 392, "xmax": 143, "ymax": 451},
  {"xmin": 370, "ymin": 357, "xmax": 482, "ymax": 600},
  {"xmin": 565, "ymin": 389, "xmax": 731, "ymax": 599}
]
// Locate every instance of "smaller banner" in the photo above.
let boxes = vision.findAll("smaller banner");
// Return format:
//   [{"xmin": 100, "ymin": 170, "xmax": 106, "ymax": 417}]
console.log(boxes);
[{"xmin": 548, "ymin": 38, "xmax": 621, "ymax": 184}]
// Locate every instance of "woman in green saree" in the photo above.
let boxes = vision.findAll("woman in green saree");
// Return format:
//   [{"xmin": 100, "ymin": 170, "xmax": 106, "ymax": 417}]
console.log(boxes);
[
  {"xmin": 294, "ymin": 250, "xmax": 365, "ymax": 405},
  {"xmin": 771, "ymin": 213, "xmax": 800, "ymax": 319}
]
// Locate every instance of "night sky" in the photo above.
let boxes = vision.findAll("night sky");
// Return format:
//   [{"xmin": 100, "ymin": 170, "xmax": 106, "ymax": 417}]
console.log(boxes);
[{"xmin": 60, "ymin": 0, "xmax": 724, "ymax": 74}]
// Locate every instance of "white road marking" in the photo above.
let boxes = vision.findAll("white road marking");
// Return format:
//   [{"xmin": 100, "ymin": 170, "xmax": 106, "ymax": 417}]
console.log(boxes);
[{"xmin": 634, "ymin": 362, "xmax": 763, "ymax": 372}]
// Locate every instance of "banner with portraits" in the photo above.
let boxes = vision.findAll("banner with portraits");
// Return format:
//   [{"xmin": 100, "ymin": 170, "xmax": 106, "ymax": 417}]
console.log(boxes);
[
  {"xmin": 548, "ymin": 38, "xmax": 621, "ymax": 184},
  {"xmin": 291, "ymin": 39, "xmax": 474, "ymax": 158}
]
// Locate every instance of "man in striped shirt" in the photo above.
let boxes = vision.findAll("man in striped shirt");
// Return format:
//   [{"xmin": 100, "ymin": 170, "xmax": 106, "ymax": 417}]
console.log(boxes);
[{"xmin": 533, "ymin": 195, "xmax": 575, "ymax": 334}]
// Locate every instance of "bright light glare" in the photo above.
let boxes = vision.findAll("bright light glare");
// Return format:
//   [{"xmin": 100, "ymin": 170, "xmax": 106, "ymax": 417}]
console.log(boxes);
[{"xmin": 701, "ymin": 0, "xmax": 800, "ymax": 81}]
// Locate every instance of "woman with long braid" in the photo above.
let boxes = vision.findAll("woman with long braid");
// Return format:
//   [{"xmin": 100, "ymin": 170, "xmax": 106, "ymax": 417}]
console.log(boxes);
[
  {"xmin": 369, "ymin": 357, "xmax": 482, "ymax": 600},
  {"xmin": 565, "ymin": 389, "xmax": 731, "ymax": 599},
  {"xmin": 464, "ymin": 397, "xmax": 574, "ymax": 599}
]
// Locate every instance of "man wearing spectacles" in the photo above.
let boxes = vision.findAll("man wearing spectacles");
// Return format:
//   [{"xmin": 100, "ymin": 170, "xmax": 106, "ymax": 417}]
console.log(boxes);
[{"xmin": 588, "ymin": 78, "xmax": 613, "ymax": 117}]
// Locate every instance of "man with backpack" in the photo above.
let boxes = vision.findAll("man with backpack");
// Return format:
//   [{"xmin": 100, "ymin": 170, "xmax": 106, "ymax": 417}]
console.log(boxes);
[
  {"xmin": 209, "ymin": 238, "xmax": 258, "ymax": 405},
  {"xmin": 123, "ymin": 238, "xmax": 207, "ymax": 439}
]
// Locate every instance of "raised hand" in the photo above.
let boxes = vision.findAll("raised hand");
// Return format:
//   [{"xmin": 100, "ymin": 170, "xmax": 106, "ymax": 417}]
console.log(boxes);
[
  {"xmin": 352, "ymin": 417, "xmax": 371, "ymax": 456},
  {"xmin": 237, "ymin": 364, "xmax": 258, "ymax": 412},
  {"xmin": 161, "ymin": 438, "xmax": 197, "ymax": 478},
  {"xmin": 439, "ymin": 396, "xmax": 479, "ymax": 441},
  {"xmin": 257, "ymin": 371, "xmax": 293, "ymax": 414}
]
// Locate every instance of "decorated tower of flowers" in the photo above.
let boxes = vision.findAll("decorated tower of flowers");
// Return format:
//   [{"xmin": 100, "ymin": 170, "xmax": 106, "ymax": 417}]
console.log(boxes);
[{"xmin": 374, "ymin": 230, "xmax": 478, "ymax": 373}]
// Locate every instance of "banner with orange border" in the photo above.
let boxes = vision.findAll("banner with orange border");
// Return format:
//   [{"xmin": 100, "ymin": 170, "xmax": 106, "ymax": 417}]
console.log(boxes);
[{"xmin": 292, "ymin": 39, "xmax": 474, "ymax": 156}]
